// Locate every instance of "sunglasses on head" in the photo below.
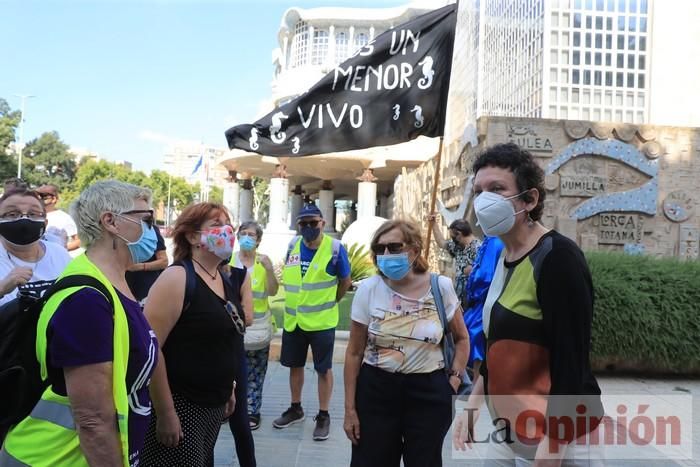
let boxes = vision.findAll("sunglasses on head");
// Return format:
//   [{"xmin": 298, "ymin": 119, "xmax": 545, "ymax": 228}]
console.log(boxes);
[
  {"xmin": 371, "ymin": 242, "xmax": 405, "ymax": 255},
  {"xmin": 298, "ymin": 220, "xmax": 320, "ymax": 229},
  {"xmin": 37, "ymin": 192, "xmax": 55, "ymax": 200}
]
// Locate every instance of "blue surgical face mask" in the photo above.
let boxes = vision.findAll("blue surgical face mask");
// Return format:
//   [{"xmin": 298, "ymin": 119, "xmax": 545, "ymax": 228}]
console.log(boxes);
[
  {"xmin": 116, "ymin": 217, "xmax": 158, "ymax": 264},
  {"xmin": 376, "ymin": 253, "xmax": 412, "ymax": 281},
  {"xmin": 301, "ymin": 225, "xmax": 321, "ymax": 243},
  {"xmin": 238, "ymin": 235, "xmax": 257, "ymax": 251}
]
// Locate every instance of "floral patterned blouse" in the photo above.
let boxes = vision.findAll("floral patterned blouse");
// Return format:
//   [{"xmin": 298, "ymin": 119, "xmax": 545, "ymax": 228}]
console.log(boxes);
[{"xmin": 445, "ymin": 238, "xmax": 482, "ymax": 302}]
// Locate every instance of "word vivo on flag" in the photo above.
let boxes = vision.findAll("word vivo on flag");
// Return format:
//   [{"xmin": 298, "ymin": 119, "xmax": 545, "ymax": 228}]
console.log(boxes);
[{"xmin": 225, "ymin": 4, "xmax": 457, "ymax": 157}]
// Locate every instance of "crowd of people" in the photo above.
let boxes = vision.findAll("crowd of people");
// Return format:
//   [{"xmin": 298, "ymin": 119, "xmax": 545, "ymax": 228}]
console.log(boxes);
[{"xmin": 0, "ymin": 142, "xmax": 602, "ymax": 467}]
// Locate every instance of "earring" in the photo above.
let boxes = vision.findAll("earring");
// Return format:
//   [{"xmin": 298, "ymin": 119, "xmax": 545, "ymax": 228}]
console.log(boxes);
[{"xmin": 112, "ymin": 237, "xmax": 117, "ymax": 250}]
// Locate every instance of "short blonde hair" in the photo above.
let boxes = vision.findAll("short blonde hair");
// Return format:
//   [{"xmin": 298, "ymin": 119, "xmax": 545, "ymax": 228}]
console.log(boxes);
[
  {"xmin": 370, "ymin": 219, "xmax": 429, "ymax": 275},
  {"xmin": 70, "ymin": 180, "xmax": 152, "ymax": 248}
]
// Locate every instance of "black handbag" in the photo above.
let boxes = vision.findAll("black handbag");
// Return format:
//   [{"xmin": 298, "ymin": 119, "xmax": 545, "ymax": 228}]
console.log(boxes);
[{"xmin": 430, "ymin": 273, "xmax": 472, "ymax": 398}]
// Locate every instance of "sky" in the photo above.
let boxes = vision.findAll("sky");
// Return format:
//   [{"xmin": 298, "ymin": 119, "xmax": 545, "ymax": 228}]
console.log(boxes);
[{"xmin": 1, "ymin": 0, "xmax": 409, "ymax": 173}]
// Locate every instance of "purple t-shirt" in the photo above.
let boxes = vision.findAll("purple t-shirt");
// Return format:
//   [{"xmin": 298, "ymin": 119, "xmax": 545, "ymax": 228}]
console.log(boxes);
[{"xmin": 47, "ymin": 287, "xmax": 158, "ymax": 467}]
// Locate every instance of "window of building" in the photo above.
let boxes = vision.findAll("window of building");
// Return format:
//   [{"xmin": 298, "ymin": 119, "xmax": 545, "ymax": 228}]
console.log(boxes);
[
  {"xmin": 618, "ymin": 0, "xmax": 626, "ymax": 12},
  {"xmin": 605, "ymin": 91, "xmax": 613, "ymax": 105},
  {"xmin": 638, "ymin": 55, "xmax": 646, "ymax": 69},
  {"xmin": 617, "ymin": 35, "xmax": 625, "ymax": 49},
  {"xmin": 595, "ymin": 52, "xmax": 602, "ymax": 65},
  {"xmin": 335, "ymin": 31, "xmax": 349, "ymax": 63},
  {"xmin": 596, "ymin": 16, "xmax": 603, "ymax": 28},
  {"xmin": 615, "ymin": 91, "xmax": 623, "ymax": 105},
  {"xmin": 586, "ymin": 16, "xmax": 592, "ymax": 28},
  {"xmin": 311, "ymin": 29, "xmax": 329, "ymax": 65},
  {"xmin": 354, "ymin": 32, "xmax": 368, "ymax": 51},
  {"xmin": 583, "ymin": 89, "xmax": 591, "ymax": 104},
  {"xmin": 573, "ymin": 51, "xmax": 581, "ymax": 64},
  {"xmin": 638, "ymin": 74, "xmax": 645, "ymax": 88},
  {"xmin": 593, "ymin": 109, "xmax": 601, "ymax": 120},
  {"xmin": 606, "ymin": 17, "xmax": 613, "ymax": 30},
  {"xmin": 629, "ymin": 17, "xmax": 637, "ymax": 32},
  {"xmin": 628, "ymin": 35, "xmax": 636, "ymax": 50},
  {"xmin": 605, "ymin": 53, "xmax": 612, "ymax": 65},
  {"xmin": 640, "ymin": 17, "xmax": 647, "ymax": 33},
  {"xmin": 637, "ymin": 94, "xmax": 645, "ymax": 107},
  {"xmin": 604, "ymin": 109, "xmax": 612, "ymax": 121},
  {"xmin": 595, "ymin": 33, "xmax": 603, "ymax": 48},
  {"xmin": 574, "ymin": 32, "xmax": 581, "ymax": 46},
  {"xmin": 582, "ymin": 108, "xmax": 590, "ymax": 119},
  {"xmin": 627, "ymin": 72, "xmax": 634, "ymax": 88},
  {"xmin": 606, "ymin": 71, "xmax": 613, "ymax": 86},
  {"xmin": 585, "ymin": 52, "xmax": 591, "ymax": 64},
  {"xmin": 640, "ymin": 0, "xmax": 648, "ymax": 13},
  {"xmin": 606, "ymin": 34, "xmax": 613, "ymax": 48},
  {"xmin": 594, "ymin": 71, "xmax": 602, "ymax": 85},
  {"xmin": 584, "ymin": 70, "xmax": 591, "ymax": 85},
  {"xmin": 629, "ymin": 0, "xmax": 637, "ymax": 13},
  {"xmin": 639, "ymin": 36, "xmax": 646, "ymax": 51},
  {"xmin": 617, "ymin": 53, "xmax": 624, "ymax": 67},
  {"xmin": 596, "ymin": 0, "xmax": 605, "ymax": 10},
  {"xmin": 616, "ymin": 72, "xmax": 624, "ymax": 87},
  {"xmin": 627, "ymin": 54, "xmax": 634, "ymax": 69},
  {"xmin": 561, "ymin": 51, "xmax": 570, "ymax": 64},
  {"xmin": 291, "ymin": 21, "xmax": 309, "ymax": 68},
  {"xmin": 607, "ymin": 0, "xmax": 615, "ymax": 12},
  {"xmin": 615, "ymin": 109, "xmax": 623, "ymax": 121},
  {"xmin": 572, "ymin": 88, "xmax": 580, "ymax": 102},
  {"xmin": 574, "ymin": 13, "xmax": 582, "ymax": 27},
  {"xmin": 573, "ymin": 69, "xmax": 580, "ymax": 84}
]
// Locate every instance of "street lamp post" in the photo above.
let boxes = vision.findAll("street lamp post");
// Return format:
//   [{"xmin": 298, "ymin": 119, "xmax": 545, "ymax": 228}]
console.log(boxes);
[
  {"xmin": 166, "ymin": 172, "xmax": 172, "ymax": 229},
  {"xmin": 14, "ymin": 94, "xmax": 36, "ymax": 179}
]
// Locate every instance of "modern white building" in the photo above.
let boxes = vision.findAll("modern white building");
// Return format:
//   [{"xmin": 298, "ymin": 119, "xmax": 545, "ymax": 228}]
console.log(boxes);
[{"xmin": 458, "ymin": 0, "xmax": 700, "ymax": 127}]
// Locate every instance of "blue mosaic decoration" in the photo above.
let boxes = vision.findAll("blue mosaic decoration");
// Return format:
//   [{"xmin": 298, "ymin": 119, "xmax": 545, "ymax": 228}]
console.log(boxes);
[
  {"xmin": 623, "ymin": 243, "xmax": 646, "ymax": 256},
  {"xmin": 546, "ymin": 137, "xmax": 658, "ymax": 220}
]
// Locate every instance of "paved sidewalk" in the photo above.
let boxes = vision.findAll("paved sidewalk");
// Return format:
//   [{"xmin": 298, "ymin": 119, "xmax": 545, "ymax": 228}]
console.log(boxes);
[{"xmin": 213, "ymin": 362, "xmax": 700, "ymax": 467}]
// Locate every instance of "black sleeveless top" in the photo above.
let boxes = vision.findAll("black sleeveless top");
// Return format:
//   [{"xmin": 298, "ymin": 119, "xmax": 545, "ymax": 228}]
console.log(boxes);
[{"xmin": 162, "ymin": 263, "xmax": 243, "ymax": 407}]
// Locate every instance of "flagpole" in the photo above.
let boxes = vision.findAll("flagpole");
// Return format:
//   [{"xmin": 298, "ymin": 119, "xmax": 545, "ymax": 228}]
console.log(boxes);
[{"xmin": 424, "ymin": 136, "xmax": 444, "ymax": 260}]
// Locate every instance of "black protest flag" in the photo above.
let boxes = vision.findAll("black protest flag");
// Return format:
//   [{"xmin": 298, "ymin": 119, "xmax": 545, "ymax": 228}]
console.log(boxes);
[{"xmin": 225, "ymin": 4, "xmax": 457, "ymax": 157}]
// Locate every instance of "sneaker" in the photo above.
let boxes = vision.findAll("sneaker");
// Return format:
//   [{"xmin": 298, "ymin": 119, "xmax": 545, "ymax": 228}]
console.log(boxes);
[
  {"xmin": 249, "ymin": 414, "xmax": 261, "ymax": 431},
  {"xmin": 312, "ymin": 413, "xmax": 330, "ymax": 441},
  {"xmin": 273, "ymin": 406, "xmax": 305, "ymax": 429}
]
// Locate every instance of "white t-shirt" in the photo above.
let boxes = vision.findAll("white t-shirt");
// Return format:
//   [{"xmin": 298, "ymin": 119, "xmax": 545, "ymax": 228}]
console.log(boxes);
[
  {"xmin": 46, "ymin": 210, "xmax": 78, "ymax": 241},
  {"xmin": 351, "ymin": 274, "xmax": 459, "ymax": 374},
  {"xmin": 0, "ymin": 240, "xmax": 72, "ymax": 306}
]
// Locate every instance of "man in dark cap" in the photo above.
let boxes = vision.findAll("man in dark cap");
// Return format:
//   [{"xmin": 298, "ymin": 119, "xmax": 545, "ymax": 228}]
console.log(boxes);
[{"xmin": 273, "ymin": 203, "xmax": 351, "ymax": 441}]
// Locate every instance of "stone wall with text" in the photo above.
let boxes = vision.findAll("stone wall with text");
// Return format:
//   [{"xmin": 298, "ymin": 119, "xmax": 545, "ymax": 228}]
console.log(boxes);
[{"xmin": 393, "ymin": 116, "xmax": 700, "ymax": 261}]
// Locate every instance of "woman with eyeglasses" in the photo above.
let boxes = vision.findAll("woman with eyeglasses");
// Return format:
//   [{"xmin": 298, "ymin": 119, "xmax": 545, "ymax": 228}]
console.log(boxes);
[
  {"xmin": 141, "ymin": 202, "xmax": 244, "ymax": 466},
  {"xmin": 452, "ymin": 143, "xmax": 603, "ymax": 465},
  {"xmin": 343, "ymin": 219, "xmax": 469, "ymax": 467},
  {"xmin": 0, "ymin": 187, "xmax": 71, "ymax": 307},
  {"xmin": 1, "ymin": 180, "xmax": 159, "ymax": 465},
  {"xmin": 230, "ymin": 221, "xmax": 278, "ymax": 432}
]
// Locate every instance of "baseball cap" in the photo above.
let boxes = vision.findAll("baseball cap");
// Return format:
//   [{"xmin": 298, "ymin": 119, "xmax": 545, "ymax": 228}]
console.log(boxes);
[{"xmin": 296, "ymin": 203, "xmax": 323, "ymax": 221}]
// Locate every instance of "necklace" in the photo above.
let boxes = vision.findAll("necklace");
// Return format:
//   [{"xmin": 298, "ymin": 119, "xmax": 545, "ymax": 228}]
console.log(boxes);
[{"xmin": 192, "ymin": 257, "xmax": 218, "ymax": 281}]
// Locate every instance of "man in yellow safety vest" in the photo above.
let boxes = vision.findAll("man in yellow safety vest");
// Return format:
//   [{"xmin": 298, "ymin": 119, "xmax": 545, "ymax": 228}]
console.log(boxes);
[{"xmin": 274, "ymin": 204, "xmax": 351, "ymax": 441}]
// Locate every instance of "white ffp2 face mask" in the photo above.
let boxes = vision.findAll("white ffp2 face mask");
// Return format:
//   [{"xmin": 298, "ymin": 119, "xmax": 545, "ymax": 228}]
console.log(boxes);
[{"xmin": 474, "ymin": 191, "xmax": 528, "ymax": 237}]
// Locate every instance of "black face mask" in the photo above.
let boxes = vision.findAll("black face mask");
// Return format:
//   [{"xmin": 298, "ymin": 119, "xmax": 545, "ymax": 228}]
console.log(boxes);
[{"xmin": 0, "ymin": 218, "xmax": 46, "ymax": 246}]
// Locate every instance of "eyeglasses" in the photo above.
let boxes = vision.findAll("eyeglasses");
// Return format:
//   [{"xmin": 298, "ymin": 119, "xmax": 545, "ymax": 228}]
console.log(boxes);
[
  {"xmin": 298, "ymin": 220, "xmax": 320, "ymax": 229},
  {"xmin": 225, "ymin": 301, "xmax": 246, "ymax": 336},
  {"xmin": 117, "ymin": 209, "xmax": 155, "ymax": 229},
  {"xmin": 238, "ymin": 231, "xmax": 257, "ymax": 239},
  {"xmin": 371, "ymin": 242, "xmax": 406, "ymax": 255},
  {"xmin": 37, "ymin": 193, "xmax": 55, "ymax": 200},
  {"xmin": 0, "ymin": 211, "xmax": 45, "ymax": 222}
]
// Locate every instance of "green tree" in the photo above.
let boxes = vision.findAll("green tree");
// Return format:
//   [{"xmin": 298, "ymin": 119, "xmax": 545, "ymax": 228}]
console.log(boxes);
[
  {"xmin": 252, "ymin": 176, "xmax": 269, "ymax": 225},
  {"xmin": 209, "ymin": 186, "xmax": 223, "ymax": 204},
  {"xmin": 22, "ymin": 131, "xmax": 77, "ymax": 187},
  {"xmin": 0, "ymin": 98, "xmax": 20, "ymax": 180}
]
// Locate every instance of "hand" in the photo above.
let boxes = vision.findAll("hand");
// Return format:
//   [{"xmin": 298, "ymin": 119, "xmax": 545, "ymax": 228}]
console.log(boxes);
[
  {"xmin": 426, "ymin": 213, "xmax": 437, "ymax": 222},
  {"xmin": 259, "ymin": 255, "xmax": 273, "ymax": 271},
  {"xmin": 223, "ymin": 387, "xmax": 236, "ymax": 418},
  {"xmin": 343, "ymin": 409, "xmax": 361, "ymax": 445},
  {"xmin": 155, "ymin": 409, "xmax": 183, "ymax": 447},
  {"xmin": 449, "ymin": 374, "xmax": 461, "ymax": 393},
  {"xmin": 453, "ymin": 401, "xmax": 480, "ymax": 451},
  {"xmin": 1, "ymin": 266, "xmax": 33, "ymax": 294}
]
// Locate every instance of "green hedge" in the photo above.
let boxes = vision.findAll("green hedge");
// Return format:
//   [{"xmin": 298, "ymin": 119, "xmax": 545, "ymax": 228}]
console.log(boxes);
[{"xmin": 586, "ymin": 252, "xmax": 700, "ymax": 374}]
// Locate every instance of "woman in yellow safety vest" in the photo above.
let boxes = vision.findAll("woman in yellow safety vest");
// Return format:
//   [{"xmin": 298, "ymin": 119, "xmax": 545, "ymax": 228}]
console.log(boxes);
[
  {"xmin": 0, "ymin": 180, "xmax": 160, "ymax": 467},
  {"xmin": 230, "ymin": 221, "xmax": 278, "ymax": 431}
]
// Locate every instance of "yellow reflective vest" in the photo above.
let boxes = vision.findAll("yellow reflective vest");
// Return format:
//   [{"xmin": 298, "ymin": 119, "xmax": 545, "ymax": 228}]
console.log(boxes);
[
  {"xmin": 1, "ymin": 254, "xmax": 131, "ymax": 467},
  {"xmin": 282, "ymin": 235, "xmax": 341, "ymax": 332},
  {"xmin": 229, "ymin": 252, "xmax": 276, "ymax": 329}
]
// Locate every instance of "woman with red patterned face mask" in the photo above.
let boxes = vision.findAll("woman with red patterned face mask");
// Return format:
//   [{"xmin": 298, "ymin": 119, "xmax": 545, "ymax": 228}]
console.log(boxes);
[{"xmin": 141, "ymin": 202, "xmax": 252, "ymax": 467}]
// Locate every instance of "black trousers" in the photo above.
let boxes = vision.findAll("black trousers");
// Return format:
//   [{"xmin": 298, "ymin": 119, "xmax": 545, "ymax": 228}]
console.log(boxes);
[
  {"xmin": 228, "ymin": 342, "xmax": 256, "ymax": 467},
  {"xmin": 350, "ymin": 364, "xmax": 454, "ymax": 467}
]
